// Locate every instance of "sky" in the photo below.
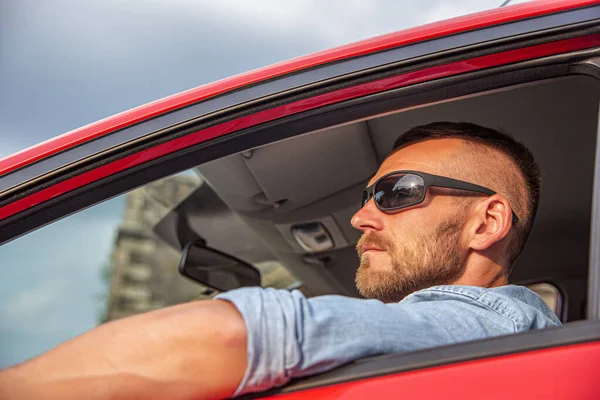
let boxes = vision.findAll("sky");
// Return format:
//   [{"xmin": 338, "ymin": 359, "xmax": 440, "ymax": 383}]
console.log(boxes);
[{"xmin": 0, "ymin": 0, "xmax": 531, "ymax": 368}]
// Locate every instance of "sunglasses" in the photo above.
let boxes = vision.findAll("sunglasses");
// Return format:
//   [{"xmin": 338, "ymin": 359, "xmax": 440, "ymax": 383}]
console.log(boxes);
[{"xmin": 361, "ymin": 170, "xmax": 519, "ymax": 224}]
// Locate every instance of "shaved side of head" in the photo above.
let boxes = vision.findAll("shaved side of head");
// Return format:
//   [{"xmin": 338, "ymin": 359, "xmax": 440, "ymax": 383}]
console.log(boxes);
[
  {"xmin": 433, "ymin": 141, "xmax": 529, "ymax": 266},
  {"xmin": 390, "ymin": 122, "xmax": 541, "ymax": 270}
]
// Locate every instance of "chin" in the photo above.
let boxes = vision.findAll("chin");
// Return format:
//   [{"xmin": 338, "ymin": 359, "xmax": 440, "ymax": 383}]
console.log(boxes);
[{"xmin": 363, "ymin": 252, "xmax": 392, "ymax": 271}]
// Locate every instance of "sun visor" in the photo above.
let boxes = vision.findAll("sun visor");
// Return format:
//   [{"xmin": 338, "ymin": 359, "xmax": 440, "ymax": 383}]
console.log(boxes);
[{"xmin": 242, "ymin": 122, "xmax": 377, "ymax": 211}]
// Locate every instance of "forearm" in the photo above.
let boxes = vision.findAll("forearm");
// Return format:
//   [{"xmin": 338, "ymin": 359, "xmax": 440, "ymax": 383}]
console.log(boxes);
[{"xmin": 0, "ymin": 300, "xmax": 247, "ymax": 400}]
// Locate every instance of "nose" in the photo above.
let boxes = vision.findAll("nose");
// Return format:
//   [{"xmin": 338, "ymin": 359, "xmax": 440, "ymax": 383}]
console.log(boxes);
[{"xmin": 351, "ymin": 198, "xmax": 384, "ymax": 233}]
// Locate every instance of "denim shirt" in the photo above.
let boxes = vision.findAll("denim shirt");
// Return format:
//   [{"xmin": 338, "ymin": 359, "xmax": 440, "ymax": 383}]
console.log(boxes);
[{"xmin": 215, "ymin": 285, "xmax": 561, "ymax": 396}]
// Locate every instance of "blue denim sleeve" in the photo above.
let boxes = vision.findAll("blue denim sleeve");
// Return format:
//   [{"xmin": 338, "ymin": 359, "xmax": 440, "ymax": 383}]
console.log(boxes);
[{"xmin": 215, "ymin": 285, "xmax": 559, "ymax": 396}]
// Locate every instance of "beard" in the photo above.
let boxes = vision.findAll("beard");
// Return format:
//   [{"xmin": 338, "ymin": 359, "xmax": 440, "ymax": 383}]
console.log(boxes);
[{"xmin": 355, "ymin": 217, "xmax": 466, "ymax": 303}]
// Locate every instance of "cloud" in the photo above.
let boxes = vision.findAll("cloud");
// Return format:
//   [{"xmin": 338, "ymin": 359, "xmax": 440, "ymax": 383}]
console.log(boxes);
[
  {"xmin": 153, "ymin": 0, "xmax": 507, "ymax": 46},
  {"xmin": 424, "ymin": 0, "xmax": 531, "ymax": 23},
  {"xmin": 0, "ymin": 280, "xmax": 67, "ymax": 334},
  {"xmin": 178, "ymin": 0, "xmax": 395, "ymax": 44},
  {"xmin": 0, "ymin": 198, "xmax": 123, "ymax": 329},
  {"xmin": 0, "ymin": 197, "xmax": 125, "ymax": 367},
  {"xmin": 171, "ymin": 0, "xmax": 533, "ymax": 45}
]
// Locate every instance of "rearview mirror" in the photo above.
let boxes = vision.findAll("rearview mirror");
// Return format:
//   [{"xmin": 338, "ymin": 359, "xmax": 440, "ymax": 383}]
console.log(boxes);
[{"xmin": 178, "ymin": 240, "xmax": 261, "ymax": 292}]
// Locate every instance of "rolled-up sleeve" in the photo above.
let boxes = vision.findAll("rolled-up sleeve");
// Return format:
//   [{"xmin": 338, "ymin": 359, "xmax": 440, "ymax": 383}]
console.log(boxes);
[
  {"xmin": 215, "ymin": 285, "xmax": 559, "ymax": 396},
  {"xmin": 215, "ymin": 287, "xmax": 453, "ymax": 396}
]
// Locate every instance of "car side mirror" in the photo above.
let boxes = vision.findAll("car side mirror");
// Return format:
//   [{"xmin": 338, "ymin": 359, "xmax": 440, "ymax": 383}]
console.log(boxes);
[{"xmin": 178, "ymin": 240, "xmax": 261, "ymax": 292}]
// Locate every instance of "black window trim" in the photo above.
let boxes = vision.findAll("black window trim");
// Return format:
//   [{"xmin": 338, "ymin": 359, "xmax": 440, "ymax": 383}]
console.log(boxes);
[{"xmin": 588, "ymin": 68, "xmax": 600, "ymax": 320}]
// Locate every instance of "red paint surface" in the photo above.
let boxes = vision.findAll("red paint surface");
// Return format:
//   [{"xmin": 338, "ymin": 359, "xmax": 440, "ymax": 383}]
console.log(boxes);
[
  {"xmin": 1, "ymin": 34, "xmax": 599, "ymax": 221},
  {"xmin": 261, "ymin": 341, "xmax": 600, "ymax": 400},
  {"xmin": 0, "ymin": 0, "xmax": 597, "ymax": 177}
]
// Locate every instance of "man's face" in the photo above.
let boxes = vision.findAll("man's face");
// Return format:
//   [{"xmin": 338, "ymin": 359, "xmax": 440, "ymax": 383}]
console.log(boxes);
[{"xmin": 351, "ymin": 139, "xmax": 470, "ymax": 303}]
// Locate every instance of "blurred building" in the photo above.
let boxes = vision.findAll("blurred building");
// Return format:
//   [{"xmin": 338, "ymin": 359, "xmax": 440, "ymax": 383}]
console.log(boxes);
[{"xmin": 104, "ymin": 175, "xmax": 205, "ymax": 321}]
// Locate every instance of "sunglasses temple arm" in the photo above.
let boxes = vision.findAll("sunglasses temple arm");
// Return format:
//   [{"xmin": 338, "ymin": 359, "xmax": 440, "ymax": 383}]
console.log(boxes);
[
  {"xmin": 430, "ymin": 176, "xmax": 495, "ymax": 196},
  {"xmin": 431, "ymin": 176, "xmax": 519, "ymax": 223}
]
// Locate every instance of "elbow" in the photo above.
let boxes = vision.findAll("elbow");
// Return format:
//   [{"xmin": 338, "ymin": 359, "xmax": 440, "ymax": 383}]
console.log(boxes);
[
  {"xmin": 211, "ymin": 299, "xmax": 248, "ymax": 350},
  {"xmin": 147, "ymin": 299, "xmax": 249, "ymax": 399}
]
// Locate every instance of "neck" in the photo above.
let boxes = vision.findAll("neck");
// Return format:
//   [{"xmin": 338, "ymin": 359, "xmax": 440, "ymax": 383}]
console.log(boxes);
[
  {"xmin": 451, "ymin": 253, "xmax": 509, "ymax": 288},
  {"xmin": 451, "ymin": 270, "xmax": 507, "ymax": 288}
]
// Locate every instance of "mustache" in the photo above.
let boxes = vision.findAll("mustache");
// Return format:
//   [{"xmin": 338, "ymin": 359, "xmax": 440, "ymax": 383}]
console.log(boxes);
[{"xmin": 356, "ymin": 233, "xmax": 391, "ymax": 257}]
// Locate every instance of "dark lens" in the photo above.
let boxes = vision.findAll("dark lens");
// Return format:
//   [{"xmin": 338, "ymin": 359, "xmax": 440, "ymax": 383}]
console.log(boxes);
[
  {"xmin": 374, "ymin": 173, "xmax": 425, "ymax": 210},
  {"xmin": 361, "ymin": 190, "xmax": 369, "ymax": 207}
]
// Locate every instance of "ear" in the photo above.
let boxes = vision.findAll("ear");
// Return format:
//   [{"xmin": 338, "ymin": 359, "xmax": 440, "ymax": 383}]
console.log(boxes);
[{"xmin": 467, "ymin": 194, "xmax": 513, "ymax": 252}]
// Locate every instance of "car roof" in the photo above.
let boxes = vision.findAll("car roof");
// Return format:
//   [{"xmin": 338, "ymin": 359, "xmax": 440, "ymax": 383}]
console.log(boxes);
[{"xmin": 0, "ymin": 0, "xmax": 595, "ymax": 177}]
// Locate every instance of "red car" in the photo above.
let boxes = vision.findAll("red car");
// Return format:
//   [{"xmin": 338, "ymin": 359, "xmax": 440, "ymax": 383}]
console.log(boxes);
[{"xmin": 1, "ymin": 1, "xmax": 599, "ymax": 398}]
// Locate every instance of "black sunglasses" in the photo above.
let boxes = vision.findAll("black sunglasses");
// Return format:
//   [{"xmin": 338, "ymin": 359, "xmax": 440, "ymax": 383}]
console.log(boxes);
[{"xmin": 362, "ymin": 170, "xmax": 519, "ymax": 224}]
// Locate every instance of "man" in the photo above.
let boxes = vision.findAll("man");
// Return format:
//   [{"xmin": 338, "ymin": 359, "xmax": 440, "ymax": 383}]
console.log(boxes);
[{"xmin": 0, "ymin": 122, "xmax": 560, "ymax": 400}]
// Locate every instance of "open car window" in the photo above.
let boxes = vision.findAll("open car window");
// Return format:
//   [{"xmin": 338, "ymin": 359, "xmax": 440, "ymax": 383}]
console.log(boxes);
[{"xmin": 0, "ymin": 168, "xmax": 304, "ymax": 368}]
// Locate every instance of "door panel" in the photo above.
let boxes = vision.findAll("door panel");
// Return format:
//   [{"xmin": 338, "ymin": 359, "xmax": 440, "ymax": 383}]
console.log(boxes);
[{"xmin": 263, "ymin": 341, "xmax": 600, "ymax": 400}]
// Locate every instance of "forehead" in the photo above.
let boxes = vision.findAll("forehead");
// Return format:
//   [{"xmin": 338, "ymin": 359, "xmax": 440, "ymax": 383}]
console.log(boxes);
[{"xmin": 370, "ymin": 138, "xmax": 466, "ymax": 185}]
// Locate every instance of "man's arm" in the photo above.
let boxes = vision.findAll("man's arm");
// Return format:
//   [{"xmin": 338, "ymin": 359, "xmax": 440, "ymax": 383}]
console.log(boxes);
[
  {"xmin": 0, "ymin": 299, "xmax": 247, "ymax": 400},
  {"xmin": 214, "ymin": 286, "xmax": 544, "ymax": 396}
]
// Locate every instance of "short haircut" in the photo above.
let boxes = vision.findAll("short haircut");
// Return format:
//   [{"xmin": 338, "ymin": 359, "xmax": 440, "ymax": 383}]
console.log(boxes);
[{"xmin": 392, "ymin": 122, "xmax": 541, "ymax": 270}]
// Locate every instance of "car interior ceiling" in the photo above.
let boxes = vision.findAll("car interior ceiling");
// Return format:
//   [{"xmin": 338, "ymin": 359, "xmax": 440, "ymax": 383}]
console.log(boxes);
[{"xmin": 155, "ymin": 74, "xmax": 600, "ymax": 322}]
